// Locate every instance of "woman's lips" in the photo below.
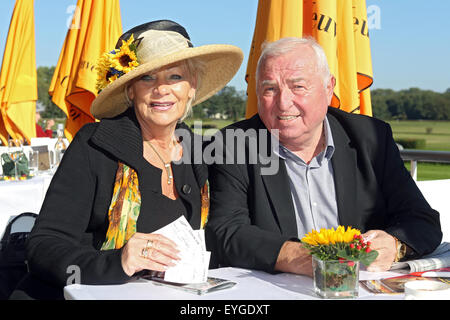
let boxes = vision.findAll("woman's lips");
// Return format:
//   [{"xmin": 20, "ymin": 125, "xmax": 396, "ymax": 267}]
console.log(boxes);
[{"xmin": 150, "ymin": 102, "xmax": 174, "ymax": 111}]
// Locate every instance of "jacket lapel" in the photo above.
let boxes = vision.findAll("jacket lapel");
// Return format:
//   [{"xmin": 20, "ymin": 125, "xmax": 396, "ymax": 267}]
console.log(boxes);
[
  {"xmin": 328, "ymin": 113, "xmax": 358, "ymax": 228},
  {"xmin": 90, "ymin": 108, "xmax": 144, "ymax": 171},
  {"xmin": 254, "ymin": 115, "xmax": 298, "ymax": 237},
  {"xmin": 173, "ymin": 122, "xmax": 206, "ymax": 229},
  {"xmin": 261, "ymin": 160, "xmax": 298, "ymax": 237}
]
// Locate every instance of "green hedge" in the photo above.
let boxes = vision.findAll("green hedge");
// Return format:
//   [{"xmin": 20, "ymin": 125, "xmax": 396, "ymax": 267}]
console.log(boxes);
[
  {"xmin": 190, "ymin": 123, "xmax": 217, "ymax": 129},
  {"xmin": 395, "ymin": 138, "xmax": 426, "ymax": 149}
]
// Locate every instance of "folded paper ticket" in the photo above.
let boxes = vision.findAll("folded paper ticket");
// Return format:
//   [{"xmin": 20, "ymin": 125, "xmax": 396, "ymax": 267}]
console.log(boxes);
[{"xmin": 152, "ymin": 215, "xmax": 211, "ymax": 284}]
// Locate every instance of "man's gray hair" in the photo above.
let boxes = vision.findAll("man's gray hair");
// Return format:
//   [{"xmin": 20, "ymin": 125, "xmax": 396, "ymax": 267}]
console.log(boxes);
[{"xmin": 256, "ymin": 37, "xmax": 331, "ymax": 89}]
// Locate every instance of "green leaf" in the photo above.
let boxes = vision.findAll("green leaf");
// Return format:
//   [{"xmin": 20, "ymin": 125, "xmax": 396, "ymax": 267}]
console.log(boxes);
[
  {"xmin": 360, "ymin": 250, "xmax": 379, "ymax": 267},
  {"xmin": 336, "ymin": 249, "xmax": 357, "ymax": 261},
  {"xmin": 129, "ymin": 43, "xmax": 137, "ymax": 53}
]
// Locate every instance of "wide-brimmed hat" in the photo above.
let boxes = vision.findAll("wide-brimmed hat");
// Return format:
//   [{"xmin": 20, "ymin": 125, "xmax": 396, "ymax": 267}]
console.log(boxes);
[{"xmin": 91, "ymin": 20, "xmax": 243, "ymax": 119}]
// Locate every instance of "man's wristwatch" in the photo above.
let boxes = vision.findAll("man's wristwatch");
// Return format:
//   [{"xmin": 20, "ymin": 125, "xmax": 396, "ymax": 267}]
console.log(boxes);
[{"xmin": 393, "ymin": 237, "xmax": 409, "ymax": 262}]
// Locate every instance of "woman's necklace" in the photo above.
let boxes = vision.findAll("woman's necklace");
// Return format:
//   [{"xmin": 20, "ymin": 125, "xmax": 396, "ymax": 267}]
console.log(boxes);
[{"xmin": 145, "ymin": 140, "xmax": 174, "ymax": 185}]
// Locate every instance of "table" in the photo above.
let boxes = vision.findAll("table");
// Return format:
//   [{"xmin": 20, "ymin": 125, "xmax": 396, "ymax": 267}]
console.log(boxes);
[
  {"xmin": 64, "ymin": 267, "xmax": 406, "ymax": 300},
  {"xmin": 416, "ymin": 179, "xmax": 450, "ymax": 242},
  {"xmin": 0, "ymin": 173, "xmax": 53, "ymax": 235}
]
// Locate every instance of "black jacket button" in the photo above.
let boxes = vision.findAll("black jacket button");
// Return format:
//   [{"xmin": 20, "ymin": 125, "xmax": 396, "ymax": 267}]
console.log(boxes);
[{"xmin": 182, "ymin": 184, "xmax": 192, "ymax": 194}]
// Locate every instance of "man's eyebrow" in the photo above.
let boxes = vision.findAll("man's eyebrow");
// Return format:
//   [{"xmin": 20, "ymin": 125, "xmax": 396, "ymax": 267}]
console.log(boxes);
[
  {"xmin": 260, "ymin": 80, "xmax": 277, "ymax": 86},
  {"xmin": 288, "ymin": 77, "xmax": 307, "ymax": 83}
]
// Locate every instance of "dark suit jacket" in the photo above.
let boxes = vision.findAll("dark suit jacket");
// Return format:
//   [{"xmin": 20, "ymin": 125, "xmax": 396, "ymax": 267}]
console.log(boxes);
[{"xmin": 205, "ymin": 107, "xmax": 442, "ymax": 272}]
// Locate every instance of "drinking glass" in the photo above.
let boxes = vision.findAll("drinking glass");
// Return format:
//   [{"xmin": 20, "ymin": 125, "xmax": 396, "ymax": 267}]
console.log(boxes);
[{"xmin": 28, "ymin": 150, "xmax": 39, "ymax": 176}]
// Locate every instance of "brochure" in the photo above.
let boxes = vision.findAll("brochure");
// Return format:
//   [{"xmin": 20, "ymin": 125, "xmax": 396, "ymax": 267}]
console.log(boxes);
[{"xmin": 360, "ymin": 267, "xmax": 450, "ymax": 294}]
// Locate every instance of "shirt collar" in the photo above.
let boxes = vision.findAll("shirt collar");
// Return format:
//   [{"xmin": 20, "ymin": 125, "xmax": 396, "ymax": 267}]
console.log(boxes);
[{"xmin": 273, "ymin": 116, "xmax": 335, "ymax": 163}]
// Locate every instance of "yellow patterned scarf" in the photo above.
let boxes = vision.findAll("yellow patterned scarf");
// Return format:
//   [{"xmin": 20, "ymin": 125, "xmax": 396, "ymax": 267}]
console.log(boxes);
[{"xmin": 101, "ymin": 162, "xmax": 209, "ymax": 250}]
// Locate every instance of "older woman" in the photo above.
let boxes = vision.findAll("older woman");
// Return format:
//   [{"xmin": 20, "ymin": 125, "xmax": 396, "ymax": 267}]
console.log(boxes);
[{"xmin": 15, "ymin": 20, "xmax": 242, "ymax": 299}]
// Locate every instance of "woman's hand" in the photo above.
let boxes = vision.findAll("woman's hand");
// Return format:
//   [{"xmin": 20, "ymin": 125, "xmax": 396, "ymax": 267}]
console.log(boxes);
[{"xmin": 121, "ymin": 232, "xmax": 180, "ymax": 277}]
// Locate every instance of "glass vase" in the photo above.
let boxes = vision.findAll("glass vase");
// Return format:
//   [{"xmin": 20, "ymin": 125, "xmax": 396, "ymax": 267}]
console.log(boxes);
[{"xmin": 312, "ymin": 256, "xmax": 359, "ymax": 299}]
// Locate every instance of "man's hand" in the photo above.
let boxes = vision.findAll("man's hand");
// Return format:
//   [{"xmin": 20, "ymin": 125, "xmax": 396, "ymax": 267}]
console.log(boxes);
[
  {"xmin": 274, "ymin": 241, "xmax": 313, "ymax": 277},
  {"xmin": 361, "ymin": 230, "xmax": 397, "ymax": 272}
]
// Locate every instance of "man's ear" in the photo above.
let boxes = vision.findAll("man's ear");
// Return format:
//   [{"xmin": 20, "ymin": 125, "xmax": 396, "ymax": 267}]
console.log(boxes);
[{"xmin": 326, "ymin": 75, "xmax": 336, "ymax": 105}]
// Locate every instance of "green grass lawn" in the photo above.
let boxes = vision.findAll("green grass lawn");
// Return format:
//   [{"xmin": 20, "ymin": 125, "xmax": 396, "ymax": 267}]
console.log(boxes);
[
  {"xmin": 387, "ymin": 120, "xmax": 450, "ymax": 151},
  {"xmin": 403, "ymin": 162, "xmax": 450, "ymax": 181},
  {"xmin": 386, "ymin": 120, "xmax": 450, "ymax": 181}
]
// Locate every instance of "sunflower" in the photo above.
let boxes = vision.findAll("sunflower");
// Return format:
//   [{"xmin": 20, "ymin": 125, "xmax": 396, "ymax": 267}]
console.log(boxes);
[
  {"xmin": 301, "ymin": 226, "xmax": 361, "ymax": 246},
  {"xmin": 111, "ymin": 35, "xmax": 139, "ymax": 72},
  {"xmin": 95, "ymin": 34, "xmax": 139, "ymax": 92},
  {"xmin": 96, "ymin": 51, "xmax": 116, "ymax": 92}
]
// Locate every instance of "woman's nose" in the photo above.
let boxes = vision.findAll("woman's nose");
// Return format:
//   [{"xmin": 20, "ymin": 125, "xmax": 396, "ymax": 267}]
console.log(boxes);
[{"xmin": 152, "ymin": 82, "xmax": 170, "ymax": 95}]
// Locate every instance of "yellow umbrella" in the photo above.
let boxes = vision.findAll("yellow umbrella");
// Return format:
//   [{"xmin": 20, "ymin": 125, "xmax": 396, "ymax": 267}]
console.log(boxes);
[
  {"xmin": 49, "ymin": 0, "xmax": 122, "ymax": 141},
  {"xmin": 245, "ymin": 0, "xmax": 373, "ymax": 118},
  {"xmin": 0, "ymin": 0, "xmax": 37, "ymax": 145}
]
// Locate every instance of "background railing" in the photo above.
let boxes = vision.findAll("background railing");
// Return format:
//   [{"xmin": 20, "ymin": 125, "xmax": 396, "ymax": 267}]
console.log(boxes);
[{"xmin": 400, "ymin": 150, "xmax": 450, "ymax": 181}]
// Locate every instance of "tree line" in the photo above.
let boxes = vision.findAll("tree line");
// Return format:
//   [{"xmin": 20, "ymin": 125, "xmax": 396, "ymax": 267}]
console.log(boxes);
[
  {"xmin": 371, "ymin": 87, "xmax": 450, "ymax": 120},
  {"xmin": 37, "ymin": 66, "xmax": 450, "ymax": 122}
]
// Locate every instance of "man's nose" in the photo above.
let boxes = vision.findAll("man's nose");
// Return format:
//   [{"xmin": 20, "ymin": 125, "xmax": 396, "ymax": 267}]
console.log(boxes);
[{"xmin": 277, "ymin": 88, "xmax": 293, "ymax": 111}]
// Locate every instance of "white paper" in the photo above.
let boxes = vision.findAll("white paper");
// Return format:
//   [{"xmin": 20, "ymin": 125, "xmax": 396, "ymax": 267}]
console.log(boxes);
[{"xmin": 152, "ymin": 216, "xmax": 210, "ymax": 284}]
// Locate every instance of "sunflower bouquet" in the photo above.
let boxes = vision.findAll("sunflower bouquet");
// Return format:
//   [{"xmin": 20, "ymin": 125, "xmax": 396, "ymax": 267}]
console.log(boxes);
[
  {"xmin": 301, "ymin": 226, "xmax": 378, "ymax": 266},
  {"xmin": 302, "ymin": 226, "xmax": 378, "ymax": 298}
]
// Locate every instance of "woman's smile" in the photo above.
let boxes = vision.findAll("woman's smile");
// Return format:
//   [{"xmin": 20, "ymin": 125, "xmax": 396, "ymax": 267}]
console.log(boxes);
[{"xmin": 150, "ymin": 101, "xmax": 175, "ymax": 111}]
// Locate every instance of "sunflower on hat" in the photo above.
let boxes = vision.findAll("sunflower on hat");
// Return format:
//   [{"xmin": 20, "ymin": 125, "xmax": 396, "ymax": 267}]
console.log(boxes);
[{"xmin": 96, "ymin": 35, "xmax": 139, "ymax": 93}]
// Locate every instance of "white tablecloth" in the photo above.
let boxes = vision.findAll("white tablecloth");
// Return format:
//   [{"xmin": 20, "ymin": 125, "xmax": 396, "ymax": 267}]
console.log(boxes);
[
  {"xmin": 64, "ymin": 267, "xmax": 406, "ymax": 300},
  {"xmin": 416, "ymin": 179, "xmax": 450, "ymax": 242},
  {"xmin": 0, "ymin": 174, "xmax": 53, "ymax": 235}
]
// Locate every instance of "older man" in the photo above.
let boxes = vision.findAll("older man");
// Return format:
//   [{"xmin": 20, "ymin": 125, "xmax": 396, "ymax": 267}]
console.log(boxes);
[{"xmin": 205, "ymin": 37, "xmax": 441, "ymax": 276}]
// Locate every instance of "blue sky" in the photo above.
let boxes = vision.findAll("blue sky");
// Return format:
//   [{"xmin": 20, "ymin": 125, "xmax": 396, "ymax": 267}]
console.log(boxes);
[{"xmin": 0, "ymin": 0, "xmax": 449, "ymax": 93}]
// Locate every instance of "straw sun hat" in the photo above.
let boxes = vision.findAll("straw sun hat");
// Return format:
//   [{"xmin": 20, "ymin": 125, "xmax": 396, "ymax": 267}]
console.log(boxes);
[{"xmin": 91, "ymin": 20, "xmax": 244, "ymax": 119}]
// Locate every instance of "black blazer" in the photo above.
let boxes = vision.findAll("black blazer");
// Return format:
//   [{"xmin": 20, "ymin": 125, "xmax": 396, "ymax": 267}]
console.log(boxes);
[
  {"xmin": 26, "ymin": 108, "xmax": 208, "ymax": 288},
  {"xmin": 205, "ymin": 107, "xmax": 442, "ymax": 272}
]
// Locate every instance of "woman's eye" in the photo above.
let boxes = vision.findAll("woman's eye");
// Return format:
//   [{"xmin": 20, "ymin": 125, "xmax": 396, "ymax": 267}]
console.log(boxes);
[
  {"xmin": 169, "ymin": 74, "xmax": 183, "ymax": 80},
  {"xmin": 140, "ymin": 75, "xmax": 155, "ymax": 81}
]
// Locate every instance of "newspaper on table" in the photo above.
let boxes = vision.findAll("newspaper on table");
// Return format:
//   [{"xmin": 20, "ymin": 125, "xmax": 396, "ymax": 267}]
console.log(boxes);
[
  {"xmin": 151, "ymin": 215, "xmax": 210, "ymax": 284},
  {"xmin": 389, "ymin": 242, "xmax": 450, "ymax": 273}
]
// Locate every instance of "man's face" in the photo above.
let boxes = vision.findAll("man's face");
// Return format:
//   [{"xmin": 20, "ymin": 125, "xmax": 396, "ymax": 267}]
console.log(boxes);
[{"xmin": 257, "ymin": 45, "xmax": 335, "ymax": 147}]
